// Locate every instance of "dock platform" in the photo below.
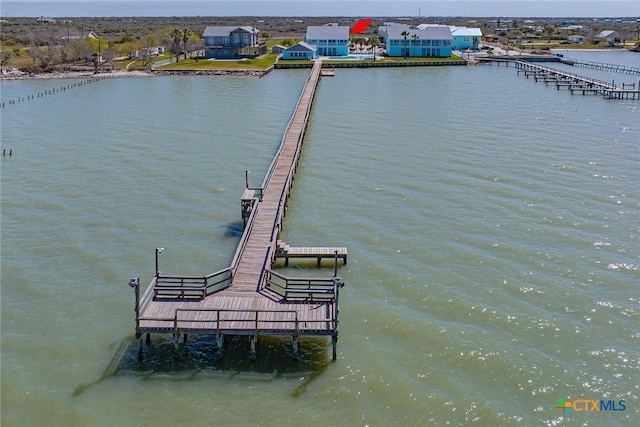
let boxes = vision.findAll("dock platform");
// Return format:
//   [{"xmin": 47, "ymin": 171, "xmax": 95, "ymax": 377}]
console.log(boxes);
[{"xmin": 275, "ymin": 240, "xmax": 347, "ymax": 266}]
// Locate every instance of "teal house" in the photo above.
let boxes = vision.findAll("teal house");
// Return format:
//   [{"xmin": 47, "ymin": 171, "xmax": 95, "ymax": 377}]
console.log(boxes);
[
  {"xmin": 282, "ymin": 42, "xmax": 317, "ymax": 60},
  {"xmin": 380, "ymin": 26, "xmax": 453, "ymax": 58}
]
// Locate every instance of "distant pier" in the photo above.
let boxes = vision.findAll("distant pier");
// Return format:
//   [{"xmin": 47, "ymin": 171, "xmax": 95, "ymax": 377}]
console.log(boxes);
[
  {"xmin": 132, "ymin": 60, "xmax": 347, "ymax": 362},
  {"xmin": 481, "ymin": 58, "xmax": 640, "ymax": 100},
  {"xmin": 559, "ymin": 57, "xmax": 640, "ymax": 76}
]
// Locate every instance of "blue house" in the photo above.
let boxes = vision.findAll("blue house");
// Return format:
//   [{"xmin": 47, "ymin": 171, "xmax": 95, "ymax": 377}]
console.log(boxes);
[
  {"xmin": 282, "ymin": 42, "xmax": 316, "ymax": 60},
  {"xmin": 381, "ymin": 26, "xmax": 452, "ymax": 58},
  {"xmin": 450, "ymin": 27, "xmax": 482, "ymax": 51},
  {"xmin": 202, "ymin": 26, "xmax": 267, "ymax": 59},
  {"xmin": 304, "ymin": 25, "xmax": 350, "ymax": 56}
]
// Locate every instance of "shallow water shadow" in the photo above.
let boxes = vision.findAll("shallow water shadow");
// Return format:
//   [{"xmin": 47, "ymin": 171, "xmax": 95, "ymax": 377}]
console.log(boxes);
[
  {"xmin": 223, "ymin": 221, "xmax": 245, "ymax": 237},
  {"xmin": 74, "ymin": 334, "xmax": 330, "ymax": 397}
]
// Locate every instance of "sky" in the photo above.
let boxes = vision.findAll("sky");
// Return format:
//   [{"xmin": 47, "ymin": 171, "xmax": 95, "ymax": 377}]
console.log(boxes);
[{"xmin": 2, "ymin": 0, "xmax": 639, "ymax": 18}]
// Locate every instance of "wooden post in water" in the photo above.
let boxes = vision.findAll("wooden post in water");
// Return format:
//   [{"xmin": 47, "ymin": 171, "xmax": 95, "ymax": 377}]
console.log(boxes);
[{"xmin": 128, "ymin": 277, "xmax": 142, "ymax": 361}]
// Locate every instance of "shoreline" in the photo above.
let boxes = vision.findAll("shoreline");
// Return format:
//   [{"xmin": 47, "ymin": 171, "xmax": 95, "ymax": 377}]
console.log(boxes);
[
  {"xmin": 0, "ymin": 69, "xmax": 153, "ymax": 81},
  {"xmin": 0, "ymin": 68, "xmax": 274, "ymax": 81},
  {"xmin": 1, "ymin": 48, "xmax": 635, "ymax": 81}
]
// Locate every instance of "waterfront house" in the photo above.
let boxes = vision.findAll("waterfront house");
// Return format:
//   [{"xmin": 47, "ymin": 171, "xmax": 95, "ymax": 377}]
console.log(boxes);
[
  {"xmin": 304, "ymin": 25, "xmax": 349, "ymax": 56},
  {"xmin": 282, "ymin": 42, "xmax": 316, "ymax": 60},
  {"xmin": 415, "ymin": 24, "xmax": 481, "ymax": 51},
  {"xmin": 567, "ymin": 35, "xmax": 588, "ymax": 44},
  {"xmin": 202, "ymin": 26, "xmax": 267, "ymax": 59},
  {"xmin": 271, "ymin": 44, "xmax": 287, "ymax": 54},
  {"xmin": 595, "ymin": 30, "xmax": 620, "ymax": 47},
  {"xmin": 378, "ymin": 22, "xmax": 411, "ymax": 43},
  {"xmin": 381, "ymin": 26, "xmax": 452, "ymax": 58},
  {"xmin": 450, "ymin": 27, "xmax": 482, "ymax": 50}
]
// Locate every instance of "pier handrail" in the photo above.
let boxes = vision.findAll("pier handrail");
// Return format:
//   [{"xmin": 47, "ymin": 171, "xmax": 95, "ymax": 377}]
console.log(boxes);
[
  {"xmin": 155, "ymin": 268, "xmax": 233, "ymax": 286},
  {"xmin": 265, "ymin": 268, "xmax": 341, "ymax": 302},
  {"xmin": 230, "ymin": 201, "xmax": 260, "ymax": 274},
  {"xmin": 173, "ymin": 308, "xmax": 300, "ymax": 335},
  {"xmin": 257, "ymin": 246, "xmax": 274, "ymax": 292},
  {"xmin": 139, "ymin": 275, "xmax": 157, "ymax": 314}
]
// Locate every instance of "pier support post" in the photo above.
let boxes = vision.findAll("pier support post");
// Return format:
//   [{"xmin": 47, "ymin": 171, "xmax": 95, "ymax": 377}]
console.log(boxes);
[
  {"xmin": 128, "ymin": 277, "xmax": 142, "ymax": 361},
  {"xmin": 250, "ymin": 336, "xmax": 257, "ymax": 361},
  {"xmin": 292, "ymin": 335, "xmax": 299, "ymax": 360},
  {"xmin": 137, "ymin": 335, "xmax": 144, "ymax": 361},
  {"xmin": 216, "ymin": 334, "xmax": 224, "ymax": 356},
  {"xmin": 332, "ymin": 335, "xmax": 338, "ymax": 361}
]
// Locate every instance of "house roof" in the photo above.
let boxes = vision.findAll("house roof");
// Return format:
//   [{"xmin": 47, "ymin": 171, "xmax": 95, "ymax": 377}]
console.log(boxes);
[
  {"xmin": 416, "ymin": 24, "xmax": 447, "ymax": 30},
  {"xmin": 285, "ymin": 42, "xmax": 316, "ymax": 52},
  {"xmin": 451, "ymin": 27, "xmax": 482, "ymax": 37},
  {"xmin": 385, "ymin": 26, "xmax": 452, "ymax": 40},
  {"xmin": 202, "ymin": 26, "xmax": 258, "ymax": 37},
  {"xmin": 305, "ymin": 26, "xmax": 350, "ymax": 40},
  {"xmin": 596, "ymin": 30, "xmax": 618, "ymax": 38}
]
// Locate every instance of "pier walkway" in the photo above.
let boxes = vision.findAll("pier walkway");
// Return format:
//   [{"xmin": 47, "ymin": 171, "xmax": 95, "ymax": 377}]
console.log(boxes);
[{"xmin": 132, "ymin": 60, "xmax": 347, "ymax": 361}]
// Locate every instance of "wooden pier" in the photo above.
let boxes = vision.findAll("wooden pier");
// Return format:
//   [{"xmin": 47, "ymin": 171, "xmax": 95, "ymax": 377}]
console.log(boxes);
[
  {"xmin": 484, "ymin": 59, "xmax": 640, "ymax": 100},
  {"xmin": 131, "ymin": 60, "xmax": 347, "ymax": 361}
]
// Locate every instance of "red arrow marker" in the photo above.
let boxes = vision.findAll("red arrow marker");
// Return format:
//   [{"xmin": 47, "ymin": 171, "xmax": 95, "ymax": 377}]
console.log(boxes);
[{"xmin": 351, "ymin": 18, "xmax": 372, "ymax": 35}]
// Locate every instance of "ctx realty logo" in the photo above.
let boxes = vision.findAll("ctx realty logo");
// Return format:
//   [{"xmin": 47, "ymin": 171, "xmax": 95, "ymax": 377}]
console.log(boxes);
[{"xmin": 556, "ymin": 398, "xmax": 626, "ymax": 414}]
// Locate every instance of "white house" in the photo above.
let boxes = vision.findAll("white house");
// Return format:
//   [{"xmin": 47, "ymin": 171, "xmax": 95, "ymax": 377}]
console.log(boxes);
[
  {"xmin": 567, "ymin": 35, "xmax": 587, "ymax": 44},
  {"xmin": 595, "ymin": 30, "xmax": 620, "ymax": 46}
]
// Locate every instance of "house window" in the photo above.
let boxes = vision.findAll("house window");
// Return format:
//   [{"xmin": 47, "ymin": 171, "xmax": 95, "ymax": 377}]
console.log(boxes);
[{"xmin": 223, "ymin": 36, "xmax": 229, "ymax": 45}]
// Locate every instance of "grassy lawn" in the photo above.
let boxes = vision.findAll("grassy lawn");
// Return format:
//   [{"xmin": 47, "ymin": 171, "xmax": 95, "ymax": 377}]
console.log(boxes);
[{"xmin": 157, "ymin": 53, "xmax": 279, "ymax": 70}]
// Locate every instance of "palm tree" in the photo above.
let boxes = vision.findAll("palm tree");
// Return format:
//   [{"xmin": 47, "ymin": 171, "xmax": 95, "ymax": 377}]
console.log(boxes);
[
  {"xmin": 411, "ymin": 34, "xmax": 420, "ymax": 57},
  {"xmin": 180, "ymin": 28, "xmax": 192, "ymax": 59},
  {"xmin": 542, "ymin": 23, "xmax": 555, "ymax": 43},
  {"xmin": 367, "ymin": 36, "xmax": 380, "ymax": 60},
  {"xmin": 401, "ymin": 30, "xmax": 409, "ymax": 58},
  {"xmin": 350, "ymin": 36, "xmax": 357, "ymax": 53},
  {"xmin": 170, "ymin": 28, "xmax": 181, "ymax": 58},
  {"xmin": 171, "ymin": 28, "xmax": 192, "ymax": 60}
]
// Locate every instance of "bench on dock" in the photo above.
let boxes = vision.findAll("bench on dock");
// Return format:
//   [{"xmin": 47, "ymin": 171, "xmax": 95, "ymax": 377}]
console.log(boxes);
[{"xmin": 275, "ymin": 240, "xmax": 347, "ymax": 266}]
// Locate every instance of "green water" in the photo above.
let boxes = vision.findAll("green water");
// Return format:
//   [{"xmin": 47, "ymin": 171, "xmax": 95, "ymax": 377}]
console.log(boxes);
[{"xmin": 1, "ymin": 57, "xmax": 638, "ymax": 426}]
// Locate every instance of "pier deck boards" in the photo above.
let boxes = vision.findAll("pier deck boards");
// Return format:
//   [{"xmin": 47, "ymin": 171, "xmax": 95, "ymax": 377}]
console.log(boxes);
[{"xmin": 135, "ymin": 60, "xmax": 344, "ymax": 359}]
